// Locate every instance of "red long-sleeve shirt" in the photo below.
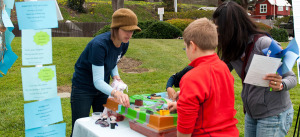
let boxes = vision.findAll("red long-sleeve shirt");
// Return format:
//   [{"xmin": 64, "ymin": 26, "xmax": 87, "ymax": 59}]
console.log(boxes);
[{"xmin": 177, "ymin": 53, "xmax": 239, "ymax": 137}]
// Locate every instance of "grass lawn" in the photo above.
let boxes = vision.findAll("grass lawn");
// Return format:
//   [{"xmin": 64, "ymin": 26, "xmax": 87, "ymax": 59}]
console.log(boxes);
[
  {"xmin": 0, "ymin": 38, "xmax": 299, "ymax": 137},
  {"xmin": 12, "ymin": 0, "xmax": 204, "ymax": 23},
  {"xmin": 56, "ymin": 0, "xmax": 203, "ymax": 22}
]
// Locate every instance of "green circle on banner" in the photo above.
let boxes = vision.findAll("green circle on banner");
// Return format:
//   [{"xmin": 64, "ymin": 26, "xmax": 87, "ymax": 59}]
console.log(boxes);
[
  {"xmin": 38, "ymin": 68, "xmax": 54, "ymax": 82},
  {"xmin": 33, "ymin": 31, "xmax": 50, "ymax": 46}
]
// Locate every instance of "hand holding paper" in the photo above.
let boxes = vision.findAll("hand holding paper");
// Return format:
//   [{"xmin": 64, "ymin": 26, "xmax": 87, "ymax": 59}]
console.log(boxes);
[
  {"xmin": 263, "ymin": 73, "xmax": 283, "ymax": 91},
  {"xmin": 244, "ymin": 54, "xmax": 282, "ymax": 87},
  {"xmin": 245, "ymin": 37, "xmax": 299, "ymax": 87}
]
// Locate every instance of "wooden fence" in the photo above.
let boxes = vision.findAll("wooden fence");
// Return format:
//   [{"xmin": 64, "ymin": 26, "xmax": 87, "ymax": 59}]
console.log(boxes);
[{"xmin": 13, "ymin": 22, "xmax": 110, "ymax": 37}]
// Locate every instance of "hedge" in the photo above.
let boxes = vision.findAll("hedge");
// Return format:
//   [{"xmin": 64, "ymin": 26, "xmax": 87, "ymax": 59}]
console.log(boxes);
[
  {"xmin": 93, "ymin": 24, "xmax": 111, "ymax": 37},
  {"xmin": 165, "ymin": 18, "xmax": 194, "ymax": 31},
  {"xmin": 134, "ymin": 21, "xmax": 182, "ymax": 39},
  {"xmin": 270, "ymin": 28, "xmax": 289, "ymax": 42},
  {"xmin": 274, "ymin": 16, "xmax": 290, "ymax": 27},
  {"xmin": 93, "ymin": 20, "xmax": 158, "ymax": 37},
  {"xmin": 164, "ymin": 10, "xmax": 214, "ymax": 20}
]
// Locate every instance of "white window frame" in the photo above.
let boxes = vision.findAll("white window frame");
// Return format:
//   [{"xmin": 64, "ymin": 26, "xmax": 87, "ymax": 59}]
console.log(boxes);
[
  {"xmin": 286, "ymin": 6, "xmax": 289, "ymax": 11},
  {"xmin": 260, "ymin": 4, "xmax": 267, "ymax": 13},
  {"xmin": 278, "ymin": 6, "xmax": 283, "ymax": 11}
]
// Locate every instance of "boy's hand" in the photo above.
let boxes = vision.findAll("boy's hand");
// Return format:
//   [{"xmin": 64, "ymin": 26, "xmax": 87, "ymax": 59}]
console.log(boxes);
[
  {"xmin": 111, "ymin": 76, "xmax": 128, "ymax": 93},
  {"xmin": 264, "ymin": 73, "xmax": 283, "ymax": 91},
  {"xmin": 168, "ymin": 102, "xmax": 177, "ymax": 112},
  {"xmin": 167, "ymin": 87, "xmax": 177, "ymax": 101},
  {"xmin": 175, "ymin": 91, "xmax": 180, "ymax": 101}
]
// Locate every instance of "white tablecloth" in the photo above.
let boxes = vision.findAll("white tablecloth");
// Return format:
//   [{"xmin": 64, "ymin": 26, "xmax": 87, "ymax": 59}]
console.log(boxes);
[{"xmin": 72, "ymin": 117, "xmax": 146, "ymax": 137}]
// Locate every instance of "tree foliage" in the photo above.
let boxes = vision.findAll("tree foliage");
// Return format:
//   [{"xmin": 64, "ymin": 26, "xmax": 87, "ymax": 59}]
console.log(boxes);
[
  {"xmin": 162, "ymin": 0, "xmax": 174, "ymax": 12},
  {"xmin": 230, "ymin": 0, "xmax": 267, "ymax": 10}
]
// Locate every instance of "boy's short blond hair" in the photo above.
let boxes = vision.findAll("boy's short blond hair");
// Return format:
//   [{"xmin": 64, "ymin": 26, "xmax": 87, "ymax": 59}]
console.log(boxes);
[{"xmin": 183, "ymin": 18, "xmax": 218, "ymax": 50}]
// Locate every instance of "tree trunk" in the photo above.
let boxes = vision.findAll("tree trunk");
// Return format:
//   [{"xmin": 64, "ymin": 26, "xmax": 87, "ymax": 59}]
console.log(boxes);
[
  {"xmin": 112, "ymin": 0, "xmax": 124, "ymax": 12},
  {"xmin": 117, "ymin": 0, "xmax": 124, "ymax": 10},
  {"xmin": 218, "ymin": 0, "xmax": 226, "ymax": 6},
  {"xmin": 112, "ymin": 0, "xmax": 118, "ymax": 12},
  {"xmin": 240, "ymin": 0, "xmax": 266, "ymax": 10},
  {"xmin": 240, "ymin": 0, "xmax": 249, "ymax": 10}
]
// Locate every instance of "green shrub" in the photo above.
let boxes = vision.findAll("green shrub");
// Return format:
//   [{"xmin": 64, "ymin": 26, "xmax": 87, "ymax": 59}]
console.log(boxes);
[
  {"xmin": 93, "ymin": 21, "xmax": 182, "ymax": 39},
  {"xmin": 94, "ymin": 20, "xmax": 157, "ymax": 37},
  {"xmin": 165, "ymin": 18, "xmax": 194, "ymax": 31},
  {"xmin": 133, "ymin": 31, "xmax": 146, "ymax": 38},
  {"xmin": 93, "ymin": 24, "xmax": 111, "ymax": 37},
  {"xmin": 255, "ymin": 22, "xmax": 272, "ymax": 33},
  {"xmin": 134, "ymin": 21, "xmax": 182, "ymax": 39},
  {"xmin": 133, "ymin": 20, "xmax": 157, "ymax": 37},
  {"xmin": 137, "ymin": 20, "xmax": 158, "ymax": 31},
  {"xmin": 270, "ymin": 28, "xmax": 288, "ymax": 42},
  {"xmin": 274, "ymin": 16, "xmax": 290, "ymax": 27},
  {"xmin": 68, "ymin": 0, "xmax": 86, "ymax": 13},
  {"xmin": 164, "ymin": 10, "xmax": 214, "ymax": 20}
]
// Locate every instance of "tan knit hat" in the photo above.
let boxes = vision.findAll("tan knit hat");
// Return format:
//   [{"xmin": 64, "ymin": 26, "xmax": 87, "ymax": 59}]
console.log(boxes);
[{"xmin": 110, "ymin": 8, "xmax": 141, "ymax": 32}]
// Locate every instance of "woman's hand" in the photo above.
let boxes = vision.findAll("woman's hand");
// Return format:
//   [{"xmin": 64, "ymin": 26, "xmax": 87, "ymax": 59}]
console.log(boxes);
[
  {"xmin": 113, "ymin": 90, "xmax": 130, "ymax": 108},
  {"xmin": 168, "ymin": 102, "xmax": 177, "ymax": 112},
  {"xmin": 264, "ymin": 73, "xmax": 283, "ymax": 91},
  {"xmin": 112, "ymin": 75, "xmax": 121, "ymax": 81}
]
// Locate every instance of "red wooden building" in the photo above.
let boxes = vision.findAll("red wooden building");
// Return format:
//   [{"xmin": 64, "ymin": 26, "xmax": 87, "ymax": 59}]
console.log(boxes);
[{"xmin": 251, "ymin": 0, "xmax": 291, "ymax": 19}]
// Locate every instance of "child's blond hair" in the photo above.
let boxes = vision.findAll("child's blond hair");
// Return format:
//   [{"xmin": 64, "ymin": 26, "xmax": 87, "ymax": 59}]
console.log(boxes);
[{"xmin": 183, "ymin": 18, "xmax": 218, "ymax": 50}]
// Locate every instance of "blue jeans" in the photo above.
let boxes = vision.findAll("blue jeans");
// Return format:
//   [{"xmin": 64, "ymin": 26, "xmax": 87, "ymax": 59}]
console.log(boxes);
[
  {"xmin": 244, "ymin": 106, "xmax": 294, "ymax": 137},
  {"xmin": 70, "ymin": 86, "xmax": 108, "ymax": 135}
]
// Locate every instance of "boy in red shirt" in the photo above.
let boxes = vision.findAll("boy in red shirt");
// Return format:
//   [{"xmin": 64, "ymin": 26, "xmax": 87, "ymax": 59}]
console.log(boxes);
[{"xmin": 168, "ymin": 18, "xmax": 239, "ymax": 137}]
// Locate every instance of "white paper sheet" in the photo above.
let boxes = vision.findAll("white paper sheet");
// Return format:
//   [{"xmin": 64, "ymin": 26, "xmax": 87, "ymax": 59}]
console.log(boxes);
[
  {"xmin": 293, "ymin": 0, "xmax": 300, "ymax": 84},
  {"xmin": 244, "ymin": 54, "xmax": 282, "ymax": 87}
]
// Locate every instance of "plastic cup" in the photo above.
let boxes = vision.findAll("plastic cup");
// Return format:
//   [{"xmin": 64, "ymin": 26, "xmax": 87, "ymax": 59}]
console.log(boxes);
[{"xmin": 92, "ymin": 112, "xmax": 102, "ymax": 120}]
